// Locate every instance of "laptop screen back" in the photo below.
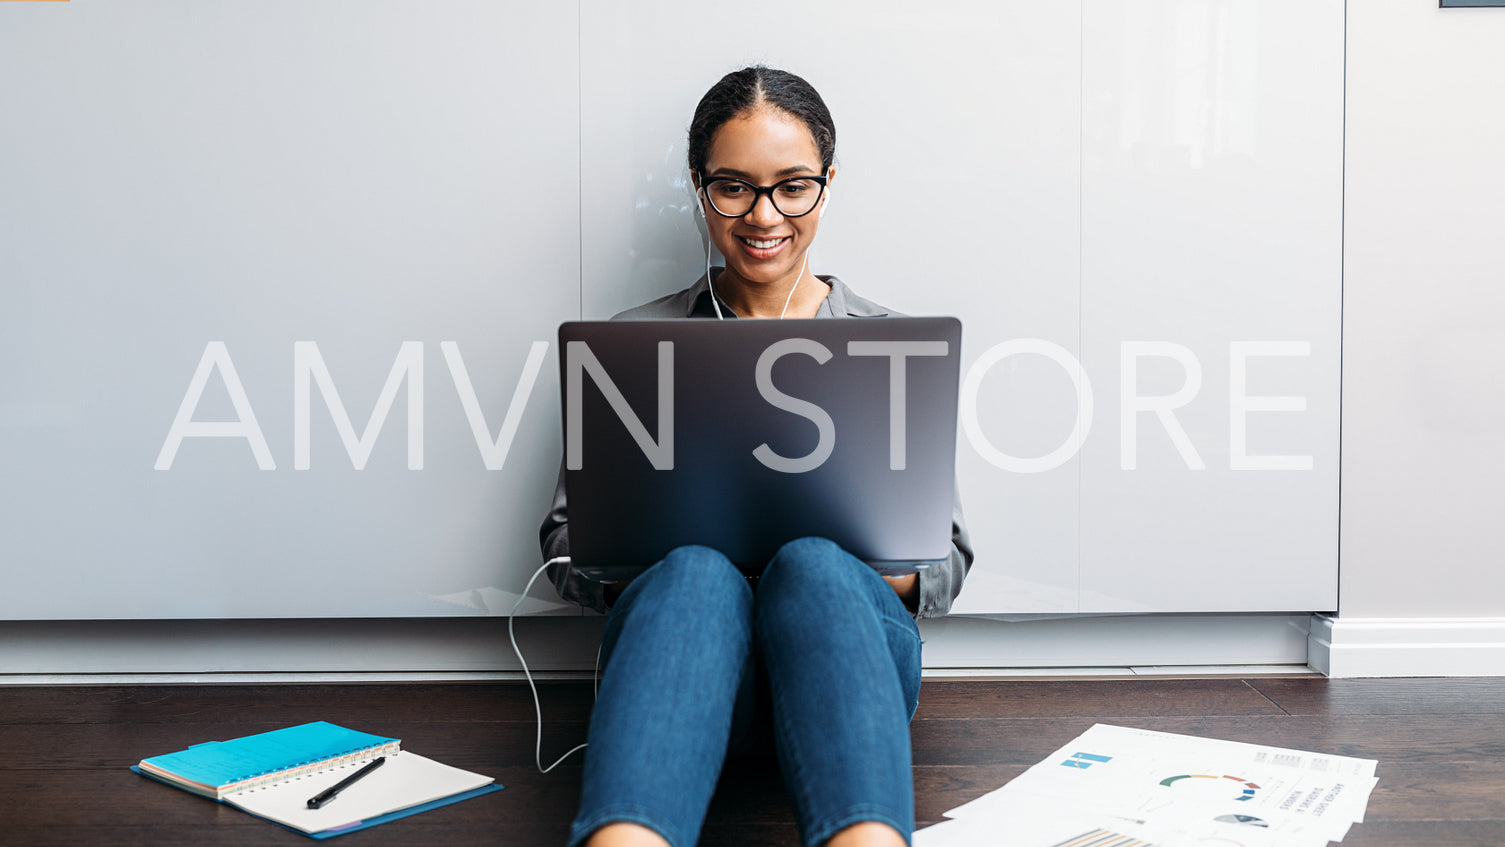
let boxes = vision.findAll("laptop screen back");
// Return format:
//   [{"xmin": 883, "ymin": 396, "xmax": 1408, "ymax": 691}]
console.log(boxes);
[{"xmin": 559, "ymin": 317, "xmax": 962, "ymax": 579}]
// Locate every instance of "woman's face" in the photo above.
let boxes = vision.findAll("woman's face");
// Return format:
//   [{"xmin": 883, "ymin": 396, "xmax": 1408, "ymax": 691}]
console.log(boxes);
[{"xmin": 698, "ymin": 106, "xmax": 829, "ymax": 289}]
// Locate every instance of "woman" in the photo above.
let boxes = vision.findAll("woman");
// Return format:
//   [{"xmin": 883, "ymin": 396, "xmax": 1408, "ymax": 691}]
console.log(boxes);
[{"xmin": 540, "ymin": 66, "xmax": 973, "ymax": 847}]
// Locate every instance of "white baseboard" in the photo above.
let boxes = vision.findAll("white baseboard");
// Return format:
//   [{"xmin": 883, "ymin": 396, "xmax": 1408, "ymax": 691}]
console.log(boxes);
[
  {"xmin": 0, "ymin": 613, "xmax": 1314, "ymax": 680},
  {"xmin": 1308, "ymin": 615, "xmax": 1505, "ymax": 677},
  {"xmin": 920, "ymin": 613, "xmax": 1313, "ymax": 670}
]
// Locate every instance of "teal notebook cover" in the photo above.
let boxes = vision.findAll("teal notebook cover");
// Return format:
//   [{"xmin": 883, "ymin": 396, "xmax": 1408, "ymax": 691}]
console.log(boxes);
[
  {"xmin": 131, "ymin": 766, "xmax": 504, "ymax": 839},
  {"xmin": 134, "ymin": 722, "xmax": 502, "ymax": 839},
  {"xmin": 139, "ymin": 721, "xmax": 397, "ymax": 789}
]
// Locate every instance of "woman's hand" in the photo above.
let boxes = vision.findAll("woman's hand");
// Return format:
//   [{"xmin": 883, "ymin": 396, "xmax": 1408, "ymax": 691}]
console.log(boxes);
[{"xmin": 883, "ymin": 574, "xmax": 919, "ymax": 614}]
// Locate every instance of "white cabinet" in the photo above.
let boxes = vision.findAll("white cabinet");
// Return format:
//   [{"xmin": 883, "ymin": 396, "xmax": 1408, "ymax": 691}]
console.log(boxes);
[
  {"xmin": 1076, "ymin": 0, "xmax": 1343, "ymax": 611},
  {"xmin": 0, "ymin": 0, "xmax": 1341, "ymax": 620},
  {"xmin": 579, "ymin": 0, "xmax": 1343, "ymax": 614},
  {"xmin": 0, "ymin": 1, "xmax": 582, "ymax": 618}
]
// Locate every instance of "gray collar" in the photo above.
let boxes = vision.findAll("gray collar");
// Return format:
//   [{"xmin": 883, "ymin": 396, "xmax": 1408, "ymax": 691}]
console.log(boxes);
[{"xmin": 684, "ymin": 270, "xmax": 891, "ymax": 318}]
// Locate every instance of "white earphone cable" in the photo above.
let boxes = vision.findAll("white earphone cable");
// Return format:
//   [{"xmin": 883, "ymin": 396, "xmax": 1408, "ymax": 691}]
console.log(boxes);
[
  {"xmin": 517, "ymin": 179, "xmax": 824, "ymax": 772},
  {"xmin": 510, "ymin": 556, "xmax": 598, "ymax": 773},
  {"xmin": 699, "ymin": 184, "xmax": 813, "ymax": 321},
  {"xmin": 779, "ymin": 251, "xmax": 807, "ymax": 319}
]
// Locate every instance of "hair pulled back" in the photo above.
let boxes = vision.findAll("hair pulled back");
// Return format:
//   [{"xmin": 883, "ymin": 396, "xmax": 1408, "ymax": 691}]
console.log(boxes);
[{"xmin": 687, "ymin": 66, "xmax": 836, "ymax": 178}]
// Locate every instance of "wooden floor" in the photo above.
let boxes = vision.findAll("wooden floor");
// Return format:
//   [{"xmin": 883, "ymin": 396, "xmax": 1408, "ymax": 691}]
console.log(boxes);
[{"xmin": 2, "ymin": 676, "xmax": 1503, "ymax": 845}]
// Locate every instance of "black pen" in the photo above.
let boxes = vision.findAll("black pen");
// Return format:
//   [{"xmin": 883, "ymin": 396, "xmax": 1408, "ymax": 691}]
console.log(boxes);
[{"xmin": 306, "ymin": 756, "xmax": 386, "ymax": 809}]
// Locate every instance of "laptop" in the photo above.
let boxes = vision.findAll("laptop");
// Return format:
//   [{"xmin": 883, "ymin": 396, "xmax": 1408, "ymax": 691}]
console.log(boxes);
[{"xmin": 558, "ymin": 317, "xmax": 962, "ymax": 580}]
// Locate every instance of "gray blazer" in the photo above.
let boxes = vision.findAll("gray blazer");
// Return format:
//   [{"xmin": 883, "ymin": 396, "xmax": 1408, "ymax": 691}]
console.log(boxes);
[{"xmin": 539, "ymin": 271, "xmax": 975, "ymax": 618}]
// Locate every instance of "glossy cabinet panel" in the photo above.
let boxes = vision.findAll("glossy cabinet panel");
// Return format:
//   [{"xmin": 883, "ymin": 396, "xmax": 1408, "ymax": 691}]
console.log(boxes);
[
  {"xmin": 580, "ymin": 0, "xmax": 1085, "ymax": 613},
  {"xmin": 0, "ymin": 1, "xmax": 1341, "ymax": 620},
  {"xmin": 1077, "ymin": 0, "xmax": 1343, "ymax": 611},
  {"xmin": 0, "ymin": 1, "xmax": 581, "ymax": 618}
]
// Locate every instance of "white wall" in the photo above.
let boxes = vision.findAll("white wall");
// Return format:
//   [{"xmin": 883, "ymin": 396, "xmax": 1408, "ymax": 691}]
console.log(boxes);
[
  {"xmin": 1341, "ymin": 0, "xmax": 1505, "ymax": 619},
  {"xmin": 6, "ymin": 0, "xmax": 1501, "ymax": 676},
  {"xmin": 1309, "ymin": 0, "xmax": 1505, "ymax": 676},
  {"xmin": 0, "ymin": 0, "xmax": 1343, "ymax": 627},
  {"xmin": 0, "ymin": 1, "xmax": 583, "ymax": 620}
]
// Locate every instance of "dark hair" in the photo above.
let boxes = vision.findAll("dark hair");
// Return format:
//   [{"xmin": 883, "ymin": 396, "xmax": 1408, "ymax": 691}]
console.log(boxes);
[{"xmin": 687, "ymin": 66, "xmax": 836, "ymax": 178}]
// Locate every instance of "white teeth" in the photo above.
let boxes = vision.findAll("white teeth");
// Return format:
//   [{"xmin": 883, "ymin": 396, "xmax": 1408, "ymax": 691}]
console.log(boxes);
[{"xmin": 741, "ymin": 236, "xmax": 786, "ymax": 249}]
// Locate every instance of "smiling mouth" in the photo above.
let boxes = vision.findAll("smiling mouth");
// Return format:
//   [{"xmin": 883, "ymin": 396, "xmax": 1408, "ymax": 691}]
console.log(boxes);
[{"xmin": 739, "ymin": 236, "xmax": 790, "ymax": 249}]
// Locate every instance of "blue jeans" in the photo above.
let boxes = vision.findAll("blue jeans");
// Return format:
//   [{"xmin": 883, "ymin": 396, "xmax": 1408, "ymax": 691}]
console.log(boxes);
[{"xmin": 569, "ymin": 537, "xmax": 923, "ymax": 847}]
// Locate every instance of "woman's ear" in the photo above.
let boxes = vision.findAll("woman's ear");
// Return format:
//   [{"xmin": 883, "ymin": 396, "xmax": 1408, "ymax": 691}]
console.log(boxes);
[{"xmin": 691, "ymin": 171, "xmax": 705, "ymax": 217}]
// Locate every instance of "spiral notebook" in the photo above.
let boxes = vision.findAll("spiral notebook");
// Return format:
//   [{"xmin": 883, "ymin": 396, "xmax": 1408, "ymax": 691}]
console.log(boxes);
[{"xmin": 133, "ymin": 721, "xmax": 502, "ymax": 838}]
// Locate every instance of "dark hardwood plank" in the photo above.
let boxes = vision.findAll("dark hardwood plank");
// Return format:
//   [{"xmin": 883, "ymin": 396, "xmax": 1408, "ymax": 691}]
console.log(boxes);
[
  {"xmin": 0, "ymin": 682, "xmax": 599, "ymax": 726},
  {"xmin": 1341, "ymin": 821, "xmax": 1505, "ymax": 846},
  {"xmin": 0, "ymin": 771, "xmax": 581, "ymax": 845},
  {"xmin": 908, "ymin": 762, "xmax": 1505, "ymax": 828},
  {"xmin": 0, "ymin": 822, "xmax": 577, "ymax": 847},
  {"xmin": 912, "ymin": 764, "xmax": 1025, "ymax": 825},
  {"xmin": 1250, "ymin": 677, "xmax": 1505, "ymax": 716},
  {"xmin": 1364, "ymin": 762, "xmax": 1505, "ymax": 823},
  {"xmin": 0, "ymin": 719, "xmax": 594, "ymax": 771},
  {"xmin": 914, "ymin": 678, "xmax": 1288, "ymax": 720},
  {"xmin": 4, "ymin": 677, "xmax": 1505, "ymax": 846},
  {"xmin": 909, "ymin": 713, "xmax": 1505, "ymax": 766},
  {"xmin": 920, "ymin": 820, "xmax": 1505, "ymax": 847}
]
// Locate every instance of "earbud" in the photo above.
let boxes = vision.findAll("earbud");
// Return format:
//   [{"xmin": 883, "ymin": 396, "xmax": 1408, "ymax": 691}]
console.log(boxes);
[
  {"xmin": 819, "ymin": 188, "xmax": 831, "ymax": 220},
  {"xmin": 696, "ymin": 180, "xmax": 724, "ymax": 320},
  {"xmin": 693, "ymin": 172, "xmax": 707, "ymax": 217}
]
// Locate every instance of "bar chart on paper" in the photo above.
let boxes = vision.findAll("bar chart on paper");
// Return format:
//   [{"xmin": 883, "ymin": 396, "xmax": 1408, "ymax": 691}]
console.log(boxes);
[{"xmin": 1050, "ymin": 829, "xmax": 1161, "ymax": 847}]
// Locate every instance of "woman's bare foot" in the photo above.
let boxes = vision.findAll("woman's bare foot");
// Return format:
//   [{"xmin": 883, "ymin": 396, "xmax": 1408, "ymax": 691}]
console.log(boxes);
[
  {"xmin": 584, "ymin": 822, "xmax": 671, "ymax": 847},
  {"xmin": 825, "ymin": 820, "xmax": 907, "ymax": 847}
]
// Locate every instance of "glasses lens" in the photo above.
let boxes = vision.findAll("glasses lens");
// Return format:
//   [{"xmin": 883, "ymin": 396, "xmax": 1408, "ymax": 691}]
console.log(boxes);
[
  {"xmin": 705, "ymin": 178, "xmax": 823, "ymax": 217},
  {"xmin": 771, "ymin": 178, "xmax": 822, "ymax": 216},
  {"xmin": 706, "ymin": 180, "xmax": 755, "ymax": 216}
]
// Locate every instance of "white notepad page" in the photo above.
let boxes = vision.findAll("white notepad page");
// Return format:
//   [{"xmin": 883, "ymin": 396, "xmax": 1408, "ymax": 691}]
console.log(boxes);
[{"xmin": 226, "ymin": 750, "xmax": 493, "ymax": 834}]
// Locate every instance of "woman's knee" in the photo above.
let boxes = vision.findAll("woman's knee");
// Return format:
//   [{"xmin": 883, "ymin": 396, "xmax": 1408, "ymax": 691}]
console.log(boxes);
[
  {"xmin": 622, "ymin": 544, "xmax": 751, "ymax": 612},
  {"xmin": 762, "ymin": 536, "xmax": 870, "ymax": 594},
  {"xmin": 602, "ymin": 544, "xmax": 755, "ymax": 669},
  {"xmin": 659, "ymin": 544, "xmax": 747, "ymax": 588}
]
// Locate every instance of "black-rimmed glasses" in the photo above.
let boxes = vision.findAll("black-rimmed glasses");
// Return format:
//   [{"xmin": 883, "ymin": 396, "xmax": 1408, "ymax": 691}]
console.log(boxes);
[{"xmin": 698, "ymin": 174, "xmax": 828, "ymax": 218}]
